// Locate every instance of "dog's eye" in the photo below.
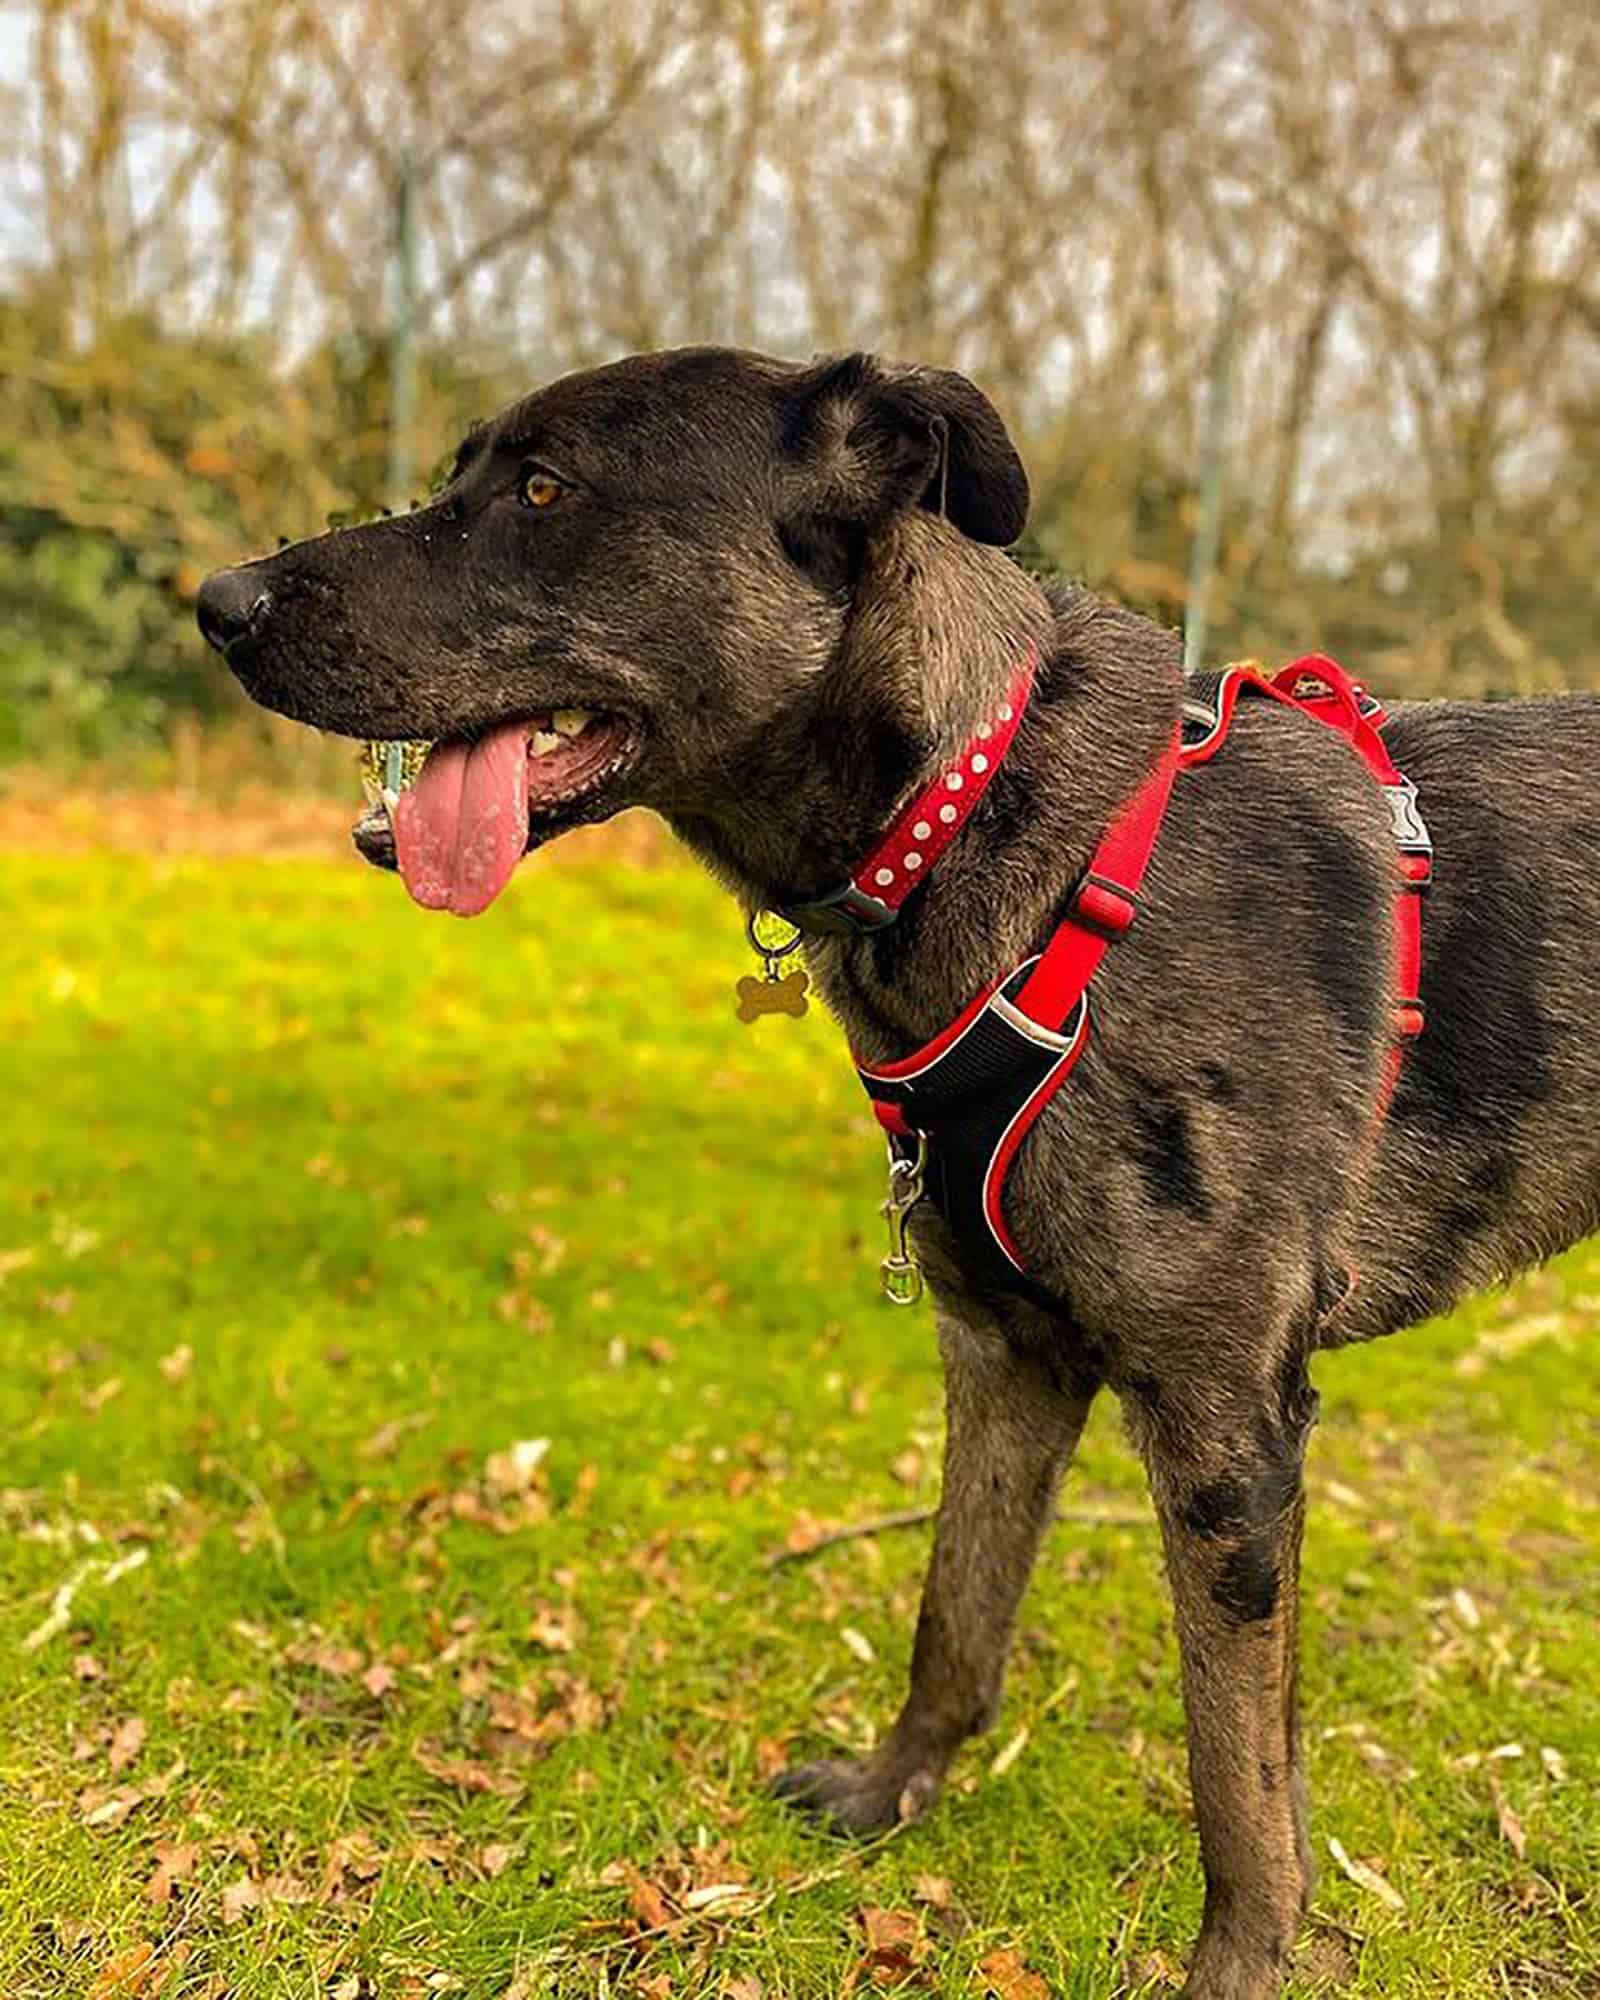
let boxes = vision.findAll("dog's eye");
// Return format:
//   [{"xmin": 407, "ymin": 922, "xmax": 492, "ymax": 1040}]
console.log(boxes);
[{"xmin": 519, "ymin": 467, "xmax": 565, "ymax": 510}]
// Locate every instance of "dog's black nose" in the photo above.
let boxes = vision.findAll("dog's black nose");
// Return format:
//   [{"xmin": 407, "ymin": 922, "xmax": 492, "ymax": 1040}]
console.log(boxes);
[{"xmin": 197, "ymin": 567, "xmax": 272, "ymax": 654}]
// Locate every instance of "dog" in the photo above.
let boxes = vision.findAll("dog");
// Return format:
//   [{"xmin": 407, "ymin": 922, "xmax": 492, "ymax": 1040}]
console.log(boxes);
[{"xmin": 198, "ymin": 346, "xmax": 1600, "ymax": 1999}]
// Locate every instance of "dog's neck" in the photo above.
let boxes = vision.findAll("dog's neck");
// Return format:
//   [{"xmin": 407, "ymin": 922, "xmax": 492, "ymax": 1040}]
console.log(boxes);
[{"xmin": 667, "ymin": 516, "xmax": 1183, "ymax": 1060}]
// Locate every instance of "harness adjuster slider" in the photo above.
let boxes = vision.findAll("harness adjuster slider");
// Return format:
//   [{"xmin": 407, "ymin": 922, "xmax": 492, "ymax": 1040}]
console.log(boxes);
[
  {"xmin": 1393, "ymin": 1000, "xmax": 1425, "ymax": 1040},
  {"xmin": 1399, "ymin": 854, "xmax": 1433, "ymax": 900},
  {"xmin": 1069, "ymin": 872, "xmax": 1140, "ymax": 942}
]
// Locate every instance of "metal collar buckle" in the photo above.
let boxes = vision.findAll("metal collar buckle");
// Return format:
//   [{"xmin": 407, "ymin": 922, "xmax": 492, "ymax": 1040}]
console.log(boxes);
[{"xmin": 774, "ymin": 881, "xmax": 898, "ymax": 936}]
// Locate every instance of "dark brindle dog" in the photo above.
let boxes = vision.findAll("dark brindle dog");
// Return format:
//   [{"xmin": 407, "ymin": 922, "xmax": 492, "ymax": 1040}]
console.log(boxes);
[{"xmin": 199, "ymin": 347, "xmax": 1600, "ymax": 1999}]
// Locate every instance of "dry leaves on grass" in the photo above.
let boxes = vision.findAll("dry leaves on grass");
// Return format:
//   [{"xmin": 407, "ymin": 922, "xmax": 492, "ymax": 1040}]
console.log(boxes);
[
  {"xmin": 85, "ymin": 1940, "xmax": 192, "ymax": 1998},
  {"xmin": 1326, "ymin": 1835, "xmax": 1405, "ymax": 1912},
  {"xmin": 322, "ymin": 1830, "xmax": 387, "ymax": 1903},
  {"xmin": 412, "ymin": 1743, "xmax": 525, "ymax": 1799},
  {"xmin": 107, "ymin": 1715, "xmax": 147, "ymax": 1775},
  {"xmin": 1491, "ymin": 1777, "xmax": 1529, "ymax": 1859},
  {"xmin": 841, "ymin": 1906, "xmax": 931, "ymax": 1991},
  {"xmin": 527, "ymin": 1601, "xmax": 578, "ymax": 1653},
  {"xmin": 584, "ymin": 1843, "xmax": 764, "ymax": 1958},
  {"xmin": 79, "ymin": 1757, "xmax": 185, "ymax": 1831},
  {"xmin": 145, "ymin": 1841, "xmax": 201, "ymax": 1906},
  {"xmin": 1129, "ymin": 1948, "xmax": 1186, "ymax": 1991},
  {"xmin": 220, "ymin": 1870, "xmax": 317, "ymax": 1923},
  {"xmin": 484, "ymin": 1437, "xmax": 551, "ymax": 1496},
  {"xmin": 220, "ymin": 1875, "xmax": 260, "ymax": 1924},
  {"xmin": 975, "ymin": 1946, "xmax": 1052, "ymax": 1998},
  {"xmin": 283, "ymin": 1636, "xmax": 365, "ymax": 1678}
]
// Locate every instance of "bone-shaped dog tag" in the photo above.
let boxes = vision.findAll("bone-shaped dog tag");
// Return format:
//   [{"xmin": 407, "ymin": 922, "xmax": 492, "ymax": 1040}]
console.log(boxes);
[{"xmin": 735, "ymin": 967, "xmax": 810, "ymax": 1022}]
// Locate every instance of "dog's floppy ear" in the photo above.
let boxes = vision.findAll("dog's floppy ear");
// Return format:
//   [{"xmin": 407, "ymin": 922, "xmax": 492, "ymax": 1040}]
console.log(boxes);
[{"xmin": 780, "ymin": 352, "xmax": 1029, "ymax": 548}]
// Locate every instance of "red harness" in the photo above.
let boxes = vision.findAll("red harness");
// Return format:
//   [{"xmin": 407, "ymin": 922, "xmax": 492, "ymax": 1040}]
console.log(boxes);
[{"xmin": 844, "ymin": 655, "xmax": 1431, "ymax": 1297}]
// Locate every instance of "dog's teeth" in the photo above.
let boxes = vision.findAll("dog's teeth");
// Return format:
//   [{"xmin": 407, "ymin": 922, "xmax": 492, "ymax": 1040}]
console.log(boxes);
[
  {"xmin": 552, "ymin": 709, "xmax": 591, "ymax": 738},
  {"xmin": 529, "ymin": 730, "xmax": 563, "ymax": 757}
]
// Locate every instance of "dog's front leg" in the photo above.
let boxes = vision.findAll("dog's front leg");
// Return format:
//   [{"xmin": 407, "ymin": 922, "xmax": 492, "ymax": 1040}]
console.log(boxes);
[
  {"xmin": 1131, "ymin": 1359, "xmax": 1318, "ymax": 2000},
  {"xmin": 774, "ymin": 1302, "xmax": 1096, "ymax": 1834}
]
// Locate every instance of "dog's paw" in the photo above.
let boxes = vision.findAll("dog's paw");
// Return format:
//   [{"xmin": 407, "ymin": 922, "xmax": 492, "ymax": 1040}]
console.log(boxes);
[{"xmin": 769, "ymin": 1755, "xmax": 940, "ymax": 1837}]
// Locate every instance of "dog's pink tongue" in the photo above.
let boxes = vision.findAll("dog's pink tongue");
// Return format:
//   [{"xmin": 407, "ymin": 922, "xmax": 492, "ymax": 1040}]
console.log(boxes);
[{"xmin": 393, "ymin": 722, "xmax": 530, "ymax": 916}]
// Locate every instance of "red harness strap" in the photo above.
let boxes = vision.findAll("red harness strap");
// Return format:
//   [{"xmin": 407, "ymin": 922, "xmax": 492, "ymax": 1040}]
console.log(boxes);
[
  {"xmin": 855, "ymin": 653, "xmax": 1430, "ymax": 1292},
  {"xmin": 1014, "ymin": 723, "xmax": 1184, "ymax": 1029},
  {"xmin": 1187, "ymin": 656, "xmax": 1431, "ymax": 1108}
]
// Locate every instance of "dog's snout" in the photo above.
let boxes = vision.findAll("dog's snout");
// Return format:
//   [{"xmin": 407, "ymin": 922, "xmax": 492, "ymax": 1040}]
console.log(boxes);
[{"xmin": 197, "ymin": 567, "xmax": 272, "ymax": 654}]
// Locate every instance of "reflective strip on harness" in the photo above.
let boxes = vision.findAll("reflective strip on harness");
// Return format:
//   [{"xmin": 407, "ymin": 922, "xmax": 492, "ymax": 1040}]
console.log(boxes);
[{"xmin": 854, "ymin": 655, "xmax": 1430, "ymax": 1297}]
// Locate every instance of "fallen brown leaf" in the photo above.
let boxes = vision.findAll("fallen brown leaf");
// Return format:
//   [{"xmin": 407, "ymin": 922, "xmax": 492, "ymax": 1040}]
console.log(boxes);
[
  {"xmin": 839, "ymin": 1907, "xmax": 934, "ymax": 1992},
  {"xmin": 412, "ymin": 1743, "xmax": 524, "ymax": 1797},
  {"xmin": 221, "ymin": 1875, "xmax": 260, "ymax": 1923},
  {"xmin": 146, "ymin": 1841, "xmax": 201, "ymax": 1906},
  {"xmin": 975, "ymin": 1947, "xmax": 1050, "ymax": 1999},
  {"xmin": 86, "ymin": 1943, "xmax": 157, "ymax": 1999},
  {"xmin": 80, "ymin": 1786, "xmax": 146, "ymax": 1830},
  {"xmin": 1491, "ymin": 1778, "xmax": 1528, "ymax": 1860},
  {"xmin": 861, "ymin": 1909, "xmax": 922, "ymax": 1953},
  {"xmin": 296, "ymin": 1641, "xmax": 363, "ymax": 1678},
  {"xmin": 755, "ymin": 1735, "xmax": 790, "ymax": 1778},
  {"xmin": 360, "ymin": 1411, "xmax": 431, "ymax": 1460},
  {"xmin": 627, "ymin": 1868, "xmax": 677, "ymax": 1932},
  {"xmin": 322, "ymin": 1830, "xmax": 387, "ymax": 1903},
  {"xmin": 107, "ymin": 1716, "xmax": 147, "ymax": 1775},
  {"xmin": 527, "ymin": 1602, "xmax": 577, "ymax": 1652},
  {"xmin": 483, "ymin": 1437, "xmax": 550, "ymax": 1496},
  {"xmin": 1131, "ymin": 1948, "xmax": 1184, "ymax": 1990},
  {"xmin": 783, "ymin": 1512, "xmax": 824, "ymax": 1555}
]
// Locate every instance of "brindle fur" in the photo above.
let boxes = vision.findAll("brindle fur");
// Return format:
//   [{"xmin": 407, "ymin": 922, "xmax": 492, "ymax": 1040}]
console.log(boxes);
[{"xmin": 199, "ymin": 346, "xmax": 1600, "ymax": 2000}]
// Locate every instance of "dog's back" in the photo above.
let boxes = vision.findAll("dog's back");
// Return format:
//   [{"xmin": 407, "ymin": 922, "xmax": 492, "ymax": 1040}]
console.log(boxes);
[{"xmin": 1346, "ymin": 695, "xmax": 1600, "ymax": 1336}]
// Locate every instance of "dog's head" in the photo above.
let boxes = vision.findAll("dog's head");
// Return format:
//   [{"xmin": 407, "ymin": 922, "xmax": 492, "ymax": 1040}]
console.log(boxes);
[{"xmin": 199, "ymin": 345, "xmax": 1029, "ymax": 914}]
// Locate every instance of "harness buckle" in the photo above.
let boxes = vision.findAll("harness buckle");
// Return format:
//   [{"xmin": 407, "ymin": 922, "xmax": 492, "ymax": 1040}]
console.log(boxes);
[
  {"xmin": 774, "ymin": 880, "xmax": 898, "ymax": 936},
  {"xmin": 1068, "ymin": 872, "xmax": 1140, "ymax": 942},
  {"xmin": 880, "ymin": 1134, "xmax": 928, "ymax": 1307},
  {"xmin": 1385, "ymin": 778, "xmax": 1432, "ymax": 858}
]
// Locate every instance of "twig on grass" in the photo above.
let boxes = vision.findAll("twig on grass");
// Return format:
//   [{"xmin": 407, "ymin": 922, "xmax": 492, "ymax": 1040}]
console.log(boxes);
[
  {"xmin": 20, "ymin": 1547, "xmax": 149, "ymax": 1652},
  {"xmin": 763, "ymin": 1498, "xmax": 1150, "ymax": 1569}
]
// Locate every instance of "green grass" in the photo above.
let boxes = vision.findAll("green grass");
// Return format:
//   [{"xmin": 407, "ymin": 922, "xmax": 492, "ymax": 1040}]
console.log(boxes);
[{"xmin": 2, "ymin": 844, "xmax": 1597, "ymax": 2000}]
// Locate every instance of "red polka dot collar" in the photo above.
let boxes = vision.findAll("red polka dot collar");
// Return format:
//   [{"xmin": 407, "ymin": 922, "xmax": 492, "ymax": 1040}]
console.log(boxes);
[{"xmin": 773, "ymin": 646, "xmax": 1038, "ymax": 935}]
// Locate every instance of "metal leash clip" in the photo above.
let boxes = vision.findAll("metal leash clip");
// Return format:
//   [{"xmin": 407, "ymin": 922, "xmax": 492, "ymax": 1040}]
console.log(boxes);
[{"xmin": 880, "ymin": 1133, "xmax": 928, "ymax": 1306}]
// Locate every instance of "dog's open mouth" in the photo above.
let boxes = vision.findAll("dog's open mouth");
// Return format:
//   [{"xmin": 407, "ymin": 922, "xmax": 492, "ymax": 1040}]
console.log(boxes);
[{"xmin": 353, "ymin": 709, "xmax": 637, "ymax": 916}]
